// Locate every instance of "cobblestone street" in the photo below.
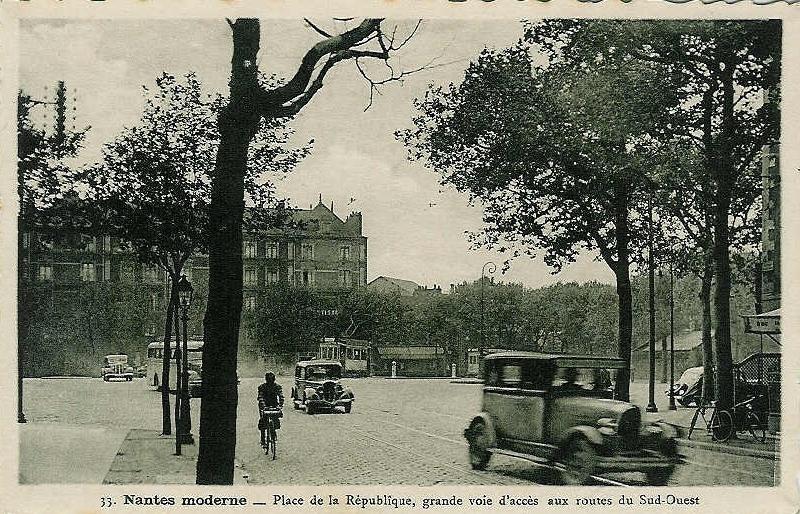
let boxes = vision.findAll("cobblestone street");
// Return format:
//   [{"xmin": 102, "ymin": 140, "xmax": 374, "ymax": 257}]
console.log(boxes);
[{"xmin": 21, "ymin": 376, "xmax": 779, "ymax": 486}]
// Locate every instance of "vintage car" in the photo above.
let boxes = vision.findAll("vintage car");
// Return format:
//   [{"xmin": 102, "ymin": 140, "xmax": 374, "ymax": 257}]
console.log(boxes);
[
  {"xmin": 101, "ymin": 354, "xmax": 134, "ymax": 382},
  {"xmin": 464, "ymin": 352, "xmax": 680, "ymax": 485},
  {"xmin": 291, "ymin": 360, "xmax": 354, "ymax": 414}
]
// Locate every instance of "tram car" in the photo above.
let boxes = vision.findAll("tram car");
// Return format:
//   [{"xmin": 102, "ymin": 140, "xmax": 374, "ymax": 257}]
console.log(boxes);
[{"xmin": 318, "ymin": 337, "xmax": 371, "ymax": 377}]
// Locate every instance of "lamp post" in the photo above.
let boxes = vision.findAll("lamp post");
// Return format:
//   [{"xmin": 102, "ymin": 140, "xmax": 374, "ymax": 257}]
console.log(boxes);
[
  {"xmin": 668, "ymin": 257, "xmax": 676, "ymax": 410},
  {"xmin": 177, "ymin": 275, "xmax": 194, "ymax": 445},
  {"xmin": 480, "ymin": 261, "xmax": 496, "ymax": 353},
  {"xmin": 646, "ymin": 192, "xmax": 658, "ymax": 413}
]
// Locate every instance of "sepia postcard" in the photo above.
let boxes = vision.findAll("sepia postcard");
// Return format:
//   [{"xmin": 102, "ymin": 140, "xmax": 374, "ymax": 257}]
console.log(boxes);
[{"xmin": 1, "ymin": 1, "xmax": 799, "ymax": 513}]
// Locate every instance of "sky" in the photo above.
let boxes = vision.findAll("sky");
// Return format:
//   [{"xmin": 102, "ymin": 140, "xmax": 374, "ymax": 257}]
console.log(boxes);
[{"xmin": 19, "ymin": 18, "xmax": 614, "ymax": 289}]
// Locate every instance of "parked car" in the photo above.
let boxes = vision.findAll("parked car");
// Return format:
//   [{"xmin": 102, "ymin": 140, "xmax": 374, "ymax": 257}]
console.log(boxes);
[
  {"xmin": 291, "ymin": 360, "xmax": 354, "ymax": 414},
  {"xmin": 666, "ymin": 366, "xmax": 704, "ymax": 407},
  {"xmin": 101, "ymin": 354, "xmax": 134, "ymax": 382},
  {"xmin": 463, "ymin": 352, "xmax": 680, "ymax": 485}
]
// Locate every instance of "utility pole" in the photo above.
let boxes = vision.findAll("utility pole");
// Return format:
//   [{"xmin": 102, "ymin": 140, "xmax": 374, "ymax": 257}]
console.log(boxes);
[{"xmin": 646, "ymin": 192, "xmax": 658, "ymax": 413}]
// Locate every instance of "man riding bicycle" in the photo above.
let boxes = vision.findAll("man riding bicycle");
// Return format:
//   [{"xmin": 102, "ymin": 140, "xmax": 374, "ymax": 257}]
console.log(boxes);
[{"xmin": 258, "ymin": 372, "xmax": 284, "ymax": 448}]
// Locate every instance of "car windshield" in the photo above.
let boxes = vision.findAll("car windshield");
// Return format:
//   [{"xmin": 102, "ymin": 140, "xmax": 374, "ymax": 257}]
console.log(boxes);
[
  {"xmin": 306, "ymin": 365, "xmax": 341, "ymax": 379},
  {"xmin": 105, "ymin": 355, "xmax": 128, "ymax": 365},
  {"xmin": 552, "ymin": 367, "xmax": 614, "ymax": 391}
]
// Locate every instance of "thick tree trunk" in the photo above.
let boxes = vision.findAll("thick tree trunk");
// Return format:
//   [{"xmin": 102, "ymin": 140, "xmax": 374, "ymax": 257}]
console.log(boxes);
[
  {"xmin": 712, "ymin": 59, "xmax": 736, "ymax": 411},
  {"xmin": 196, "ymin": 19, "xmax": 261, "ymax": 485},
  {"xmin": 612, "ymin": 183, "xmax": 632, "ymax": 402},
  {"xmin": 700, "ymin": 264, "xmax": 714, "ymax": 403},
  {"xmin": 161, "ymin": 284, "xmax": 175, "ymax": 435}
]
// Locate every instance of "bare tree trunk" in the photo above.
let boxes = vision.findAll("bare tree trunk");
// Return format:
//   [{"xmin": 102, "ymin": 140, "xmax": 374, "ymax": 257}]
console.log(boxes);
[
  {"xmin": 612, "ymin": 183, "xmax": 632, "ymax": 402},
  {"xmin": 161, "ymin": 283, "xmax": 175, "ymax": 435},
  {"xmin": 712, "ymin": 57, "xmax": 736, "ymax": 412},
  {"xmin": 700, "ymin": 265, "xmax": 714, "ymax": 403},
  {"xmin": 196, "ymin": 19, "xmax": 260, "ymax": 485}
]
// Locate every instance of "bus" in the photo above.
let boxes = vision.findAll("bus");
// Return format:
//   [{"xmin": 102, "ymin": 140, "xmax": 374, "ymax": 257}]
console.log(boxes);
[{"xmin": 147, "ymin": 339, "xmax": 204, "ymax": 392}]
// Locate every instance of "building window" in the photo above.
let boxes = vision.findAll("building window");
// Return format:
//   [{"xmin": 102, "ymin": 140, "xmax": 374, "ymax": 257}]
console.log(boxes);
[
  {"xmin": 82, "ymin": 235, "xmax": 96, "ymax": 253},
  {"xmin": 267, "ymin": 243, "xmax": 278, "ymax": 259},
  {"xmin": 340, "ymin": 246, "xmax": 350, "ymax": 260},
  {"xmin": 267, "ymin": 269, "xmax": 279, "ymax": 284},
  {"xmin": 37, "ymin": 264, "xmax": 53, "ymax": 281},
  {"xmin": 143, "ymin": 265, "xmax": 161, "ymax": 283},
  {"xmin": 245, "ymin": 296, "xmax": 257, "ymax": 311},
  {"xmin": 302, "ymin": 244, "xmax": 313, "ymax": 260},
  {"xmin": 244, "ymin": 240, "xmax": 257, "ymax": 258},
  {"xmin": 302, "ymin": 270, "xmax": 312, "ymax": 286},
  {"xmin": 120, "ymin": 263, "xmax": 135, "ymax": 283},
  {"xmin": 244, "ymin": 269, "xmax": 258, "ymax": 286},
  {"xmin": 80, "ymin": 263, "xmax": 96, "ymax": 282},
  {"xmin": 342, "ymin": 269, "xmax": 352, "ymax": 287}
]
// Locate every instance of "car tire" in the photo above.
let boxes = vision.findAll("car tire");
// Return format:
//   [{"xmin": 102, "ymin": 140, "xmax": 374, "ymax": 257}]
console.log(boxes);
[
  {"xmin": 103, "ymin": 375, "xmax": 109, "ymax": 382},
  {"xmin": 307, "ymin": 403, "xmax": 316, "ymax": 415},
  {"xmin": 560, "ymin": 436, "xmax": 597, "ymax": 485},
  {"xmin": 344, "ymin": 403, "xmax": 352, "ymax": 414},
  {"xmin": 646, "ymin": 467, "xmax": 674, "ymax": 486},
  {"xmin": 466, "ymin": 419, "xmax": 491, "ymax": 470}
]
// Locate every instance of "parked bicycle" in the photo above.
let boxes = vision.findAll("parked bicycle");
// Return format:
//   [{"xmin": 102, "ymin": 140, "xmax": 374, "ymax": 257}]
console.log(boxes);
[{"xmin": 688, "ymin": 396, "xmax": 766, "ymax": 443}]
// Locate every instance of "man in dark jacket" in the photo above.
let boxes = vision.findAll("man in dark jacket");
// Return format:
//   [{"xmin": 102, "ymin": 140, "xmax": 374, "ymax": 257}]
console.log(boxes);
[{"xmin": 258, "ymin": 372, "xmax": 284, "ymax": 447}]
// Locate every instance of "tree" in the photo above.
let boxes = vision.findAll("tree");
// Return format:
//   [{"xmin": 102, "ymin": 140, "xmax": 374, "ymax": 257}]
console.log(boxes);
[
  {"xmin": 199, "ymin": 18, "xmax": 421, "ymax": 484},
  {"xmin": 400, "ymin": 32, "xmax": 681, "ymax": 400},
  {"xmin": 554, "ymin": 20, "xmax": 780, "ymax": 410},
  {"xmin": 81, "ymin": 72, "xmax": 307, "ymax": 435},
  {"xmin": 18, "ymin": 84, "xmax": 86, "ymax": 421}
]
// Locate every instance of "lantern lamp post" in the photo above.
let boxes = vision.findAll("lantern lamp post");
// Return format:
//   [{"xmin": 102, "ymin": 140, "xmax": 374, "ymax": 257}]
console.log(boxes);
[{"xmin": 177, "ymin": 275, "xmax": 194, "ymax": 445}]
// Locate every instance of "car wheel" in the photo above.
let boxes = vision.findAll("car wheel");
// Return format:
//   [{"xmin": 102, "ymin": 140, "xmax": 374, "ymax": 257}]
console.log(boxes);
[
  {"xmin": 646, "ymin": 467, "xmax": 674, "ymax": 486},
  {"xmin": 307, "ymin": 403, "xmax": 316, "ymax": 415},
  {"xmin": 103, "ymin": 375, "xmax": 109, "ymax": 382},
  {"xmin": 560, "ymin": 437, "xmax": 597, "ymax": 485},
  {"xmin": 344, "ymin": 403, "xmax": 352, "ymax": 414},
  {"xmin": 466, "ymin": 419, "xmax": 491, "ymax": 470},
  {"xmin": 153, "ymin": 374, "xmax": 160, "ymax": 388}
]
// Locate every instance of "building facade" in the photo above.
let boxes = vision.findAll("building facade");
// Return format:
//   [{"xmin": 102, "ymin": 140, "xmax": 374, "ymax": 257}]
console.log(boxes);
[
  {"xmin": 18, "ymin": 198, "xmax": 368, "ymax": 375},
  {"xmin": 760, "ymin": 141, "xmax": 780, "ymax": 312}
]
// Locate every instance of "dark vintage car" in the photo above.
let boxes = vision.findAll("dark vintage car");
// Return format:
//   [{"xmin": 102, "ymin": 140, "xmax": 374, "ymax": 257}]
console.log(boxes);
[
  {"xmin": 291, "ymin": 360, "xmax": 354, "ymax": 414},
  {"xmin": 464, "ymin": 352, "xmax": 680, "ymax": 485},
  {"xmin": 101, "ymin": 354, "xmax": 134, "ymax": 382}
]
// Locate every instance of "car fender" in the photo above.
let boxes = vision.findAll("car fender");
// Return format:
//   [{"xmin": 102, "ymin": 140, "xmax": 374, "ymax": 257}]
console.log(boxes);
[
  {"xmin": 465, "ymin": 412, "xmax": 497, "ymax": 448},
  {"xmin": 560, "ymin": 425, "xmax": 604, "ymax": 448}
]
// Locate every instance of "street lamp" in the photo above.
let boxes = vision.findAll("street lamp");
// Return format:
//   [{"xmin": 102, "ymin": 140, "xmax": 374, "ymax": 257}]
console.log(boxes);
[
  {"xmin": 480, "ymin": 261, "xmax": 496, "ymax": 353},
  {"xmin": 668, "ymin": 257, "xmax": 676, "ymax": 410},
  {"xmin": 646, "ymin": 192, "xmax": 658, "ymax": 413},
  {"xmin": 177, "ymin": 275, "xmax": 194, "ymax": 445}
]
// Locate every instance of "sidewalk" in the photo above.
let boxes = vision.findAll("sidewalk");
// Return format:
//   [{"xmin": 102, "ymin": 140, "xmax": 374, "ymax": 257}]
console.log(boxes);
[
  {"xmin": 104, "ymin": 429, "xmax": 247, "ymax": 484},
  {"xmin": 631, "ymin": 383, "xmax": 779, "ymax": 460},
  {"xmin": 19, "ymin": 423, "xmax": 127, "ymax": 484}
]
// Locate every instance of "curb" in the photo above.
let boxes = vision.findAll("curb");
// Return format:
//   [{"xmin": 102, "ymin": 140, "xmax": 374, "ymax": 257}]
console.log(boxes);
[{"xmin": 676, "ymin": 437, "xmax": 779, "ymax": 460}]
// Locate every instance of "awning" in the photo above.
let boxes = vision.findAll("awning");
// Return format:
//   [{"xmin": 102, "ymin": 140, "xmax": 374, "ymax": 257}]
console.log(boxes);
[{"xmin": 742, "ymin": 308, "xmax": 781, "ymax": 335}]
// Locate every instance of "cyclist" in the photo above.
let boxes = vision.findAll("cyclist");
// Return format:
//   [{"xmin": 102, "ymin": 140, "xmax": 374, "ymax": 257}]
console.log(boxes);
[{"xmin": 257, "ymin": 372, "xmax": 284, "ymax": 448}]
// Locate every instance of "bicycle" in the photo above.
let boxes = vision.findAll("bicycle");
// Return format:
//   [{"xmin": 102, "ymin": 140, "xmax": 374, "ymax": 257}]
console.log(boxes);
[
  {"xmin": 688, "ymin": 396, "xmax": 766, "ymax": 443},
  {"xmin": 259, "ymin": 407, "xmax": 282, "ymax": 460},
  {"xmin": 687, "ymin": 401, "xmax": 730, "ymax": 442}
]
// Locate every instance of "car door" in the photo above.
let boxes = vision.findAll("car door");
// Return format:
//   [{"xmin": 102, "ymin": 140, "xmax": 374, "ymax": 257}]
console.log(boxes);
[{"xmin": 484, "ymin": 359, "xmax": 548, "ymax": 443}]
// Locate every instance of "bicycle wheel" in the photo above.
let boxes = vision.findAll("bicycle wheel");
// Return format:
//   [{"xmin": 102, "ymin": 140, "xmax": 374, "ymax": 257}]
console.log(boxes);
[
  {"xmin": 746, "ymin": 412, "xmax": 766, "ymax": 443},
  {"xmin": 687, "ymin": 407, "xmax": 703, "ymax": 440},
  {"xmin": 270, "ymin": 422, "xmax": 277, "ymax": 460},
  {"xmin": 710, "ymin": 409, "xmax": 733, "ymax": 442}
]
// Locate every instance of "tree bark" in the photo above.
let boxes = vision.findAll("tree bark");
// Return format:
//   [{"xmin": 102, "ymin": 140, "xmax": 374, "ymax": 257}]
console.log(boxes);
[
  {"xmin": 612, "ymin": 182, "xmax": 632, "ymax": 402},
  {"xmin": 196, "ymin": 19, "xmax": 261, "ymax": 485},
  {"xmin": 161, "ymin": 283, "xmax": 175, "ymax": 435},
  {"xmin": 711, "ymin": 56, "xmax": 736, "ymax": 411},
  {"xmin": 700, "ymin": 263, "xmax": 714, "ymax": 403}
]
